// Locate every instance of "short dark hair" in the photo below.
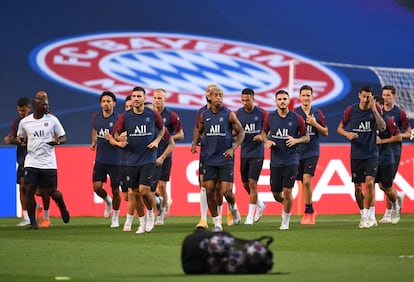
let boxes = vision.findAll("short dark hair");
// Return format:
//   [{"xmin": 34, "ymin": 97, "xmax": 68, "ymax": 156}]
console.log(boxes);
[
  {"xmin": 382, "ymin": 85, "xmax": 396, "ymax": 95},
  {"xmin": 374, "ymin": 95, "xmax": 384, "ymax": 105},
  {"xmin": 125, "ymin": 95, "xmax": 132, "ymax": 102},
  {"xmin": 132, "ymin": 86, "xmax": 146, "ymax": 94},
  {"xmin": 300, "ymin": 85, "xmax": 313, "ymax": 93},
  {"xmin": 241, "ymin": 88, "xmax": 254, "ymax": 95},
  {"xmin": 360, "ymin": 85, "xmax": 373, "ymax": 93},
  {"xmin": 17, "ymin": 97, "xmax": 31, "ymax": 107},
  {"xmin": 100, "ymin": 91, "xmax": 116, "ymax": 102},
  {"xmin": 275, "ymin": 89, "xmax": 289, "ymax": 97}
]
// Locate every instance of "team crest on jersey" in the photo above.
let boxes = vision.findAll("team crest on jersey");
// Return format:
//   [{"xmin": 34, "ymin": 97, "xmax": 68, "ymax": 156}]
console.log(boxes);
[{"xmin": 29, "ymin": 32, "xmax": 348, "ymax": 111}]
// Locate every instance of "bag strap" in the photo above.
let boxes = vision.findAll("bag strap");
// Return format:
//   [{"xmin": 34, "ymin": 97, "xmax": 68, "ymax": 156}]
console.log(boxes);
[{"xmin": 255, "ymin": 236, "xmax": 274, "ymax": 248}]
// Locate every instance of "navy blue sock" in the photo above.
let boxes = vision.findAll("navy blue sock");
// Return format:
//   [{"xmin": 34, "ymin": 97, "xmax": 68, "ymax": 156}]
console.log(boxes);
[{"xmin": 305, "ymin": 203, "xmax": 314, "ymax": 213}]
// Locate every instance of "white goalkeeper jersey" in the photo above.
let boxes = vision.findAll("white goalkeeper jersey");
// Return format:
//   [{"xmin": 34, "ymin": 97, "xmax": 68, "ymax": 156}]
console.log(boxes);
[{"xmin": 17, "ymin": 113, "xmax": 65, "ymax": 169}]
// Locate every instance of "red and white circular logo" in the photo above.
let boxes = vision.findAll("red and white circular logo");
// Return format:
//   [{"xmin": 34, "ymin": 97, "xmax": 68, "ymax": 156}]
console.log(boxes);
[{"xmin": 30, "ymin": 32, "xmax": 347, "ymax": 110}]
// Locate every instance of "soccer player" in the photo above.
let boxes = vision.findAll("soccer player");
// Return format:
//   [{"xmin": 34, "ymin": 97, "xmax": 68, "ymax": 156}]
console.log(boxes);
[
  {"xmin": 16, "ymin": 91, "xmax": 70, "ymax": 229},
  {"xmin": 262, "ymin": 90, "xmax": 309, "ymax": 230},
  {"xmin": 119, "ymin": 95, "xmax": 132, "ymax": 203},
  {"xmin": 90, "ymin": 91, "xmax": 122, "ymax": 228},
  {"xmin": 191, "ymin": 86, "xmax": 244, "ymax": 231},
  {"xmin": 337, "ymin": 86, "xmax": 386, "ymax": 229},
  {"xmin": 379, "ymin": 85, "xmax": 410, "ymax": 223},
  {"xmin": 113, "ymin": 86, "xmax": 165, "ymax": 234},
  {"xmin": 374, "ymin": 95, "xmax": 402, "ymax": 224},
  {"xmin": 235, "ymin": 88, "xmax": 267, "ymax": 225},
  {"xmin": 4, "ymin": 97, "xmax": 44, "ymax": 226},
  {"xmin": 193, "ymin": 83, "xmax": 217, "ymax": 230},
  {"xmin": 152, "ymin": 88, "xmax": 184, "ymax": 221},
  {"xmin": 295, "ymin": 85, "xmax": 328, "ymax": 225}
]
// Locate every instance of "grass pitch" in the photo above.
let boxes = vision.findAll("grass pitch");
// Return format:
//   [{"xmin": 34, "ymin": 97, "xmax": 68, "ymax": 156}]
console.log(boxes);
[{"xmin": 0, "ymin": 215, "xmax": 413, "ymax": 282}]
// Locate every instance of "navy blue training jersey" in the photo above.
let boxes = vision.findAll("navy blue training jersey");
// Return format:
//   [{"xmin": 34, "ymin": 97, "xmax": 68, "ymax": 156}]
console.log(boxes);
[
  {"xmin": 11, "ymin": 115, "xmax": 27, "ymax": 165},
  {"xmin": 92, "ymin": 111, "xmax": 121, "ymax": 165},
  {"xmin": 264, "ymin": 110, "xmax": 307, "ymax": 167},
  {"xmin": 114, "ymin": 107, "xmax": 164, "ymax": 166},
  {"xmin": 383, "ymin": 105, "xmax": 410, "ymax": 157},
  {"xmin": 236, "ymin": 106, "xmax": 267, "ymax": 158},
  {"xmin": 201, "ymin": 107, "xmax": 234, "ymax": 166},
  {"xmin": 377, "ymin": 115, "xmax": 400, "ymax": 165},
  {"xmin": 341, "ymin": 104, "xmax": 381, "ymax": 159},
  {"xmin": 295, "ymin": 106, "xmax": 326, "ymax": 159}
]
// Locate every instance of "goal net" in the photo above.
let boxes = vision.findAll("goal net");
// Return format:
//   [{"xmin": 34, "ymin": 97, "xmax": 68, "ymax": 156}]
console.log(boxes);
[
  {"xmin": 318, "ymin": 61, "xmax": 414, "ymax": 119},
  {"xmin": 370, "ymin": 67, "xmax": 414, "ymax": 118}
]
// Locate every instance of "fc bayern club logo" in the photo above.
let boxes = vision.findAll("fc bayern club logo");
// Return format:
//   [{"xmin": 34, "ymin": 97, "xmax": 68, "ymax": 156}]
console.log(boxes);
[{"xmin": 30, "ymin": 32, "xmax": 348, "ymax": 110}]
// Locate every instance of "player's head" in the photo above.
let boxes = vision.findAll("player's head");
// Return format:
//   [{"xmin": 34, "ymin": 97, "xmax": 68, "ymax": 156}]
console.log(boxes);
[
  {"xmin": 32, "ymin": 93, "xmax": 49, "ymax": 115},
  {"xmin": 209, "ymin": 86, "xmax": 224, "ymax": 107},
  {"xmin": 358, "ymin": 86, "xmax": 373, "ymax": 106},
  {"xmin": 124, "ymin": 95, "xmax": 132, "ymax": 111},
  {"xmin": 100, "ymin": 91, "xmax": 116, "ymax": 103},
  {"xmin": 275, "ymin": 89, "xmax": 290, "ymax": 110},
  {"xmin": 153, "ymin": 88, "xmax": 167, "ymax": 111},
  {"xmin": 16, "ymin": 97, "xmax": 31, "ymax": 118},
  {"xmin": 382, "ymin": 85, "xmax": 396, "ymax": 95},
  {"xmin": 144, "ymin": 101, "xmax": 154, "ymax": 110},
  {"xmin": 131, "ymin": 86, "xmax": 146, "ymax": 109},
  {"xmin": 299, "ymin": 85, "xmax": 313, "ymax": 106},
  {"xmin": 100, "ymin": 91, "xmax": 116, "ymax": 113},
  {"xmin": 381, "ymin": 85, "xmax": 396, "ymax": 106},
  {"xmin": 374, "ymin": 95, "xmax": 384, "ymax": 105},
  {"xmin": 205, "ymin": 83, "xmax": 218, "ymax": 104},
  {"xmin": 241, "ymin": 88, "xmax": 255, "ymax": 111}
]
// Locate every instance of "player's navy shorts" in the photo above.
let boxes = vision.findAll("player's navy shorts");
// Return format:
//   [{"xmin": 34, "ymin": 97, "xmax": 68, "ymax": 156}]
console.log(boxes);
[
  {"xmin": 392, "ymin": 154, "xmax": 401, "ymax": 179},
  {"xmin": 270, "ymin": 165, "xmax": 299, "ymax": 192},
  {"xmin": 351, "ymin": 158, "xmax": 378, "ymax": 183},
  {"xmin": 240, "ymin": 158, "xmax": 263, "ymax": 183},
  {"xmin": 92, "ymin": 162, "xmax": 120, "ymax": 189},
  {"xmin": 375, "ymin": 164, "xmax": 395, "ymax": 188},
  {"xmin": 24, "ymin": 167, "xmax": 57, "ymax": 189},
  {"xmin": 297, "ymin": 156, "xmax": 319, "ymax": 180},
  {"xmin": 119, "ymin": 165, "xmax": 128, "ymax": 192},
  {"xmin": 16, "ymin": 164, "xmax": 25, "ymax": 183},
  {"xmin": 151, "ymin": 165, "xmax": 162, "ymax": 192},
  {"xmin": 203, "ymin": 164, "xmax": 234, "ymax": 183},
  {"xmin": 159, "ymin": 156, "xmax": 172, "ymax": 181},
  {"xmin": 126, "ymin": 163, "xmax": 156, "ymax": 190}
]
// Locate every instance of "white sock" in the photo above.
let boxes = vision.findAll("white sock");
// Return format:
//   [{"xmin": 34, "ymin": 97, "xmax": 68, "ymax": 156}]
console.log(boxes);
[
  {"xmin": 113, "ymin": 210, "xmax": 119, "ymax": 220},
  {"xmin": 217, "ymin": 205, "xmax": 223, "ymax": 217},
  {"xmin": 212, "ymin": 216, "xmax": 221, "ymax": 226},
  {"xmin": 247, "ymin": 204, "xmax": 256, "ymax": 219},
  {"xmin": 139, "ymin": 216, "xmax": 146, "ymax": 226},
  {"xmin": 43, "ymin": 210, "xmax": 50, "ymax": 220},
  {"xmin": 368, "ymin": 207, "xmax": 375, "ymax": 220},
  {"xmin": 257, "ymin": 198, "xmax": 265, "ymax": 208},
  {"xmin": 200, "ymin": 188, "xmax": 207, "ymax": 221},
  {"xmin": 105, "ymin": 196, "xmax": 112, "ymax": 205},
  {"xmin": 125, "ymin": 214, "xmax": 134, "ymax": 226},
  {"xmin": 23, "ymin": 210, "xmax": 29, "ymax": 220},
  {"xmin": 147, "ymin": 209, "xmax": 154, "ymax": 217},
  {"xmin": 362, "ymin": 208, "xmax": 368, "ymax": 218},
  {"xmin": 360, "ymin": 209, "xmax": 364, "ymax": 216},
  {"xmin": 282, "ymin": 211, "xmax": 291, "ymax": 224}
]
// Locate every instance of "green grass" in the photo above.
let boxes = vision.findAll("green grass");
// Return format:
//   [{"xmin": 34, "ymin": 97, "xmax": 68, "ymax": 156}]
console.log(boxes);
[{"xmin": 1, "ymin": 215, "xmax": 413, "ymax": 282}]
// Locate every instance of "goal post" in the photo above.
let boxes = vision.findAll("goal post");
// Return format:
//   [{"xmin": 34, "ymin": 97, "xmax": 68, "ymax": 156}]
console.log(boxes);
[{"xmin": 319, "ymin": 61, "xmax": 414, "ymax": 118}]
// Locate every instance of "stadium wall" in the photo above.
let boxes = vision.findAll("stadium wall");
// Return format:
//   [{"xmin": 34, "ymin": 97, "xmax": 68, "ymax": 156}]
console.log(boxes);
[{"xmin": 0, "ymin": 145, "xmax": 413, "ymax": 218}]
